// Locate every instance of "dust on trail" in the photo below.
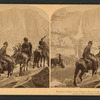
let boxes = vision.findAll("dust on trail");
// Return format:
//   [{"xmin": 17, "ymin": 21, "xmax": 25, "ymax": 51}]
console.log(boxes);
[
  {"xmin": 0, "ymin": 65, "xmax": 49, "ymax": 88},
  {"xmin": 51, "ymin": 65, "xmax": 100, "ymax": 88}
]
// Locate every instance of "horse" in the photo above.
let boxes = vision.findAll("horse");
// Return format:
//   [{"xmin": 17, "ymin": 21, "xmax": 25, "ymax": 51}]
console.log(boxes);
[
  {"xmin": 12, "ymin": 43, "xmax": 30, "ymax": 76},
  {"xmin": 51, "ymin": 58, "xmax": 65, "ymax": 68},
  {"xmin": 33, "ymin": 49, "xmax": 41, "ymax": 68},
  {"xmin": 74, "ymin": 54, "xmax": 100, "ymax": 86},
  {"xmin": 40, "ymin": 49, "xmax": 49, "ymax": 67},
  {"xmin": 33, "ymin": 48, "xmax": 49, "ymax": 68},
  {"xmin": 0, "ymin": 57, "xmax": 15, "ymax": 77}
]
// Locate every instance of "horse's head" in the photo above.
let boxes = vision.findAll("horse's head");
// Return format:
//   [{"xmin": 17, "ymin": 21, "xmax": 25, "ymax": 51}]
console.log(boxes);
[
  {"xmin": 58, "ymin": 61, "xmax": 65, "ymax": 69},
  {"xmin": 61, "ymin": 63, "xmax": 65, "ymax": 68}
]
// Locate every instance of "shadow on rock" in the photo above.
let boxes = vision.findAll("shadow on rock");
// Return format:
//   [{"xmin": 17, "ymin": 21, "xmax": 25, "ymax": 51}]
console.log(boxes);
[{"xmin": 31, "ymin": 67, "xmax": 49, "ymax": 88}]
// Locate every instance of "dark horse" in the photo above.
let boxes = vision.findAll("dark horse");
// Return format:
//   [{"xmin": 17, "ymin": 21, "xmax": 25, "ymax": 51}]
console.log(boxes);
[
  {"xmin": 0, "ymin": 56, "xmax": 15, "ymax": 77},
  {"xmin": 33, "ymin": 49, "xmax": 41, "ymax": 68},
  {"xmin": 33, "ymin": 49, "xmax": 49, "ymax": 68},
  {"xmin": 74, "ymin": 54, "xmax": 100, "ymax": 86},
  {"xmin": 51, "ymin": 58, "xmax": 65, "ymax": 68},
  {"xmin": 12, "ymin": 43, "xmax": 30, "ymax": 76}
]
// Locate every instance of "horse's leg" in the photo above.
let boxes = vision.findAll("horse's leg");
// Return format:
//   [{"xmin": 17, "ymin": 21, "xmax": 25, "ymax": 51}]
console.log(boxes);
[
  {"xmin": 7, "ymin": 71, "xmax": 10, "ymax": 78},
  {"xmin": 19, "ymin": 63, "xmax": 21, "ymax": 76},
  {"xmin": 19, "ymin": 63, "xmax": 23, "ymax": 76},
  {"xmin": 7, "ymin": 68, "xmax": 10, "ymax": 78},
  {"xmin": 10, "ymin": 62, "xmax": 14, "ymax": 76},
  {"xmin": 79, "ymin": 69, "xmax": 85, "ymax": 82},
  {"xmin": 26, "ymin": 62, "xmax": 28, "ymax": 71},
  {"xmin": 37, "ymin": 58, "xmax": 40, "ymax": 68},
  {"xmin": 26, "ymin": 58, "xmax": 30, "ymax": 71},
  {"xmin": 92, "ymin": 69, "xmax": 95, "ymax": 76},
  {"xmin": 47, "ymin": 57, "xmax": 49, "ymax": 67},
  {"xmin": 11, "ymin": 64, "xmax": 14, "ymax": 75},
  {"xmin": 40, "ymin": 56, "xmax": 42, "ymax": 67},
  {"xmin": 92, "ymin": 63, "xmax": 98, "ymax": 76},
  {"xmin": 37, "ymin": 57, "xmax": 40, "ymax": 68},
  {"xmin": 43, "ymin": 57, "xmax": 45, "ymax": 67},
  {"xmin": 33, "ymin": 63, "xmax": 35, "ymax": 69},
  {"xmin": 23, "ymin": 63, "xmax": 25, "ymax": 72},
  {"xmin": 74, "ymin": 67, "xmax": 79, "ymax": 86},
  {"xmin": 7, "ymin": 63, "xmax": 12, "ymax": 78},
  {"xmin": 94, "ymin": 62, "xmax": 98, "ymax": 75},
  {"xmin": 95, "ymin": 67, "xmax": 98, "ymax": 75},
  {"xmin": 37, "ymin": 62, "xmax": 39, "ymax": 68}
]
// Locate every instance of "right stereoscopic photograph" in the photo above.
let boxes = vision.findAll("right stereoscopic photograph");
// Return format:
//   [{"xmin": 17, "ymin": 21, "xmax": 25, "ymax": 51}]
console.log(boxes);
[{"xmin": 51, "ymin": 5, "xmax": 100, "ymax": 88}]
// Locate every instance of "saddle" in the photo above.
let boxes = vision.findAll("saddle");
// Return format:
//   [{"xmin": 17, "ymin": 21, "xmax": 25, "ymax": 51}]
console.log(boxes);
[
  {"xmin": 84, "ymin": 58, "xmax": 91, "ymax": 64},
  {"xmin": 82, "ymin": 58, "xmax": 93, "ymax": 71}
]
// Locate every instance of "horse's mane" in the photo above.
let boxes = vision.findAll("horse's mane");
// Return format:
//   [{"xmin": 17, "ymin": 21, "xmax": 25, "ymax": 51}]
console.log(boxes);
[{"xmin": 13, "ymin": 43, "xmax": 22, "ymax": 53}]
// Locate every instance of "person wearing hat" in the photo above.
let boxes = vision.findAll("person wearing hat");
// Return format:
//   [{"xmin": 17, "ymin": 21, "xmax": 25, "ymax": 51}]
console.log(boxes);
[
  {"xmin": 83, "ymin": 41, "xmax": 93, "ymax": 58},
  {"xmin": 0, "ymin": 42, "xmax": 9, "ymax": 58},
  {"xmin": 58, "ymin": 54, "xmax": 63, "ymax": 66},
  {"xmin": 0, "ymin": 42, "xmax": 13, "ymax": 73},
  {"xmin": 39, "ymin": 36, "xmax": 46, "ymax": 49},
  {"xmin": 83, "ymin": 41, "xmax": 97, "ymax": 72},
  {"xmin": 21, "ymin": 37, "xmax": 32, "ymax": 58},
  {"xmin": 38, "ymin": 35, "xmax": 49, "ymax": 54}
]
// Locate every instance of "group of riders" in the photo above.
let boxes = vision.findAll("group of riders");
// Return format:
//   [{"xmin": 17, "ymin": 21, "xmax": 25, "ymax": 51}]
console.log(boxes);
[
  {"xmin": 0, "ymin": 35, "xmax": 48, "ymax": 73},
  {"xmin": 0, "ymin": 36, "xmax": 99, "ymax": 74}
]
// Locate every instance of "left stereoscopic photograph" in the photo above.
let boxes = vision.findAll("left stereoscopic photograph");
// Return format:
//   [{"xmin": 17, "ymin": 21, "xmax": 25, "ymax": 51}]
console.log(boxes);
[{"xmin": 0, "ymin": 5, "xmax": 49, "ymax": 88}]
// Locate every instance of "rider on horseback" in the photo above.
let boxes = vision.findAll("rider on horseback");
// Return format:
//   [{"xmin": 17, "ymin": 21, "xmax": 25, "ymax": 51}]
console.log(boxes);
[
  {"xmin": 21, "ymin": 37, "xmax": 32, "ymax": 59},
  {"xmin": 58, "ymin": 54, "xmax": 64, "ymax": 68},
  {"xmin": 38, "ymin": 35, "xmax": 49, "ymax": 54},
  {"xmin": 58, "ymin": 54, "xmax": 63, "ymax": 65},
  {"xmin": 83, "ymin": 41, "xmax": 97, "ymax": 72},
  {"xmin": 0, "ymin": 42, "xmax": 12, "ymax": 73}
]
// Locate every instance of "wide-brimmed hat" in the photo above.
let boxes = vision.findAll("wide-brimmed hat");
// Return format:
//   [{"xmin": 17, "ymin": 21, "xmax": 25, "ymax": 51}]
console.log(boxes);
[
  {"xmin": 24, "ymin": 37, "xmax": 28, "ymax": 42},
  {"xmin": 59, "ymin": 54, "xmax": 61, "ymax": 56},
  {"xmin": 88, "ymin": 41, "xmax": 93, "ymax": 44},
  {"xmin": 3, "ymin": 41, "xmax": 8, "ymax": 45}
]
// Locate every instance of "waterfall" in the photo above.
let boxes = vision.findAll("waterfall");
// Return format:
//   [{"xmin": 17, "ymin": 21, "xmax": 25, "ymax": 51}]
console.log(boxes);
[{"xmin": 75, "ymin": 14, "xmax": 83, "ymax": 59}]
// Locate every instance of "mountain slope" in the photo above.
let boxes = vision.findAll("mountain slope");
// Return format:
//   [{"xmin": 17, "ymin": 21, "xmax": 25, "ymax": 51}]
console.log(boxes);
[{"xmin": 0, "ymin": 7, "xmax": 49, "ymax": 55}]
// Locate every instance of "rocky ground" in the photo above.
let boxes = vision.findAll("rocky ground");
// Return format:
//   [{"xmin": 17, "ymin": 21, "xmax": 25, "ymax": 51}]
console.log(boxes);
[
  {"xmin": 0, "ymin": 64, "xmax": 49, "ymax": 88},
  {"xmin": 51, "ymin": 65, "xmax": 100, "ymax": 88}
]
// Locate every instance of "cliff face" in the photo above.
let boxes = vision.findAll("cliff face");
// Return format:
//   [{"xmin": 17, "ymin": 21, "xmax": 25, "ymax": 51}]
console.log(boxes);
[
  {"xmin": 82, "ymin": 8, "xmax": 100, "ymax": 42},
  {"xmin": 0, "ymin": 8, "xmax": 49, "ymax": 55},
  {"xmin": 51, "ymin": 7, "xmax": 100, "ymax": 59}
]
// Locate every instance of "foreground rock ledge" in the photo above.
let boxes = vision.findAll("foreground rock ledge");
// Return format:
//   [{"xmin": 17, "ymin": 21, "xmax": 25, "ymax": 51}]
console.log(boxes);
[{"xmin": 31, "ymin": 67, "xmax": 49, "ymax": 88}]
